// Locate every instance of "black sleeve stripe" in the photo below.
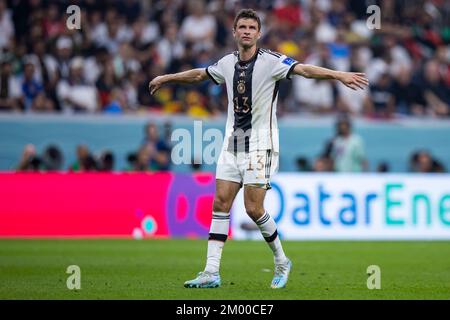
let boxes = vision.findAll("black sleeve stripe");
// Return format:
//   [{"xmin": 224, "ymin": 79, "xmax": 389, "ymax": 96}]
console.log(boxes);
[
  {"xmin": 205, "ymin": 67, "xmax": 220, "ymax": 85},
  {"xmin": 287, "ymin": 62, "xmax": 300, "ymax": 80},
  {"xmin": 260, "ymin": 48, "xmax": 282, "ymax": 58}
]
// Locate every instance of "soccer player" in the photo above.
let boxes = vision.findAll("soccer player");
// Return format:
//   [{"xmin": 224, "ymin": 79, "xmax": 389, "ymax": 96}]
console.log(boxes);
[{"xmin": 149, "ymin": 9, "xmax": 368, "ymax": 289}]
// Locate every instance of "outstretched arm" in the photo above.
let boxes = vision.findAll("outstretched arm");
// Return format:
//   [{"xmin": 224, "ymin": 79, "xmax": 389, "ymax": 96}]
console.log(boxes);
[
  {"xmin": 292, "ymin": 64, "xmax": 369, "ymax": 90},
  {"xmin": 148, "ymin": 68, "xmax": 208, "ymax": 95}
]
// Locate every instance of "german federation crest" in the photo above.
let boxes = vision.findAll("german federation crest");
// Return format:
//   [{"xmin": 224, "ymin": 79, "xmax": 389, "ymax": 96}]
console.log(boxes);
[{"xmin": 237, "ymin": 81, "xmax": 246, "ymax": 94}]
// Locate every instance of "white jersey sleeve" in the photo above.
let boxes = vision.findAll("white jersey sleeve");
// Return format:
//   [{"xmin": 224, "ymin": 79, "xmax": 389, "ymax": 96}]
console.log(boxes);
[
  {"xmin": 206, "ymin": 58, "xmax": 226, "ymax": 85},
  {"xmin": 271, "ymin": 55, "xmax": 299, "ymax": 81}
]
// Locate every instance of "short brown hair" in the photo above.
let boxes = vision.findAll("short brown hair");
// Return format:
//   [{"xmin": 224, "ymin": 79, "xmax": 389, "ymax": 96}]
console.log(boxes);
[{"xmin": 233, "ymin": 9, "xmax": 261, "ymax": 31}]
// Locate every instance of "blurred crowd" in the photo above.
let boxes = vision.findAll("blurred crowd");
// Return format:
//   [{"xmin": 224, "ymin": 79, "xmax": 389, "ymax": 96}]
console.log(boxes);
[
  {"xmin": 0, "ymin": 0, "xmax": 449, "ymax": 118},
  {"xmin": 16, "ymin": 121, "xmax": 173, "ymax": 172},
  {"xmin": 294, "ymin": 114, "xmax": 447, "ymax": 173},
  {"xmin": 296, "ymin": 148, "xmax": 447, "ymax": 173},
  {"xmin": 16, "ymin": 116, "xmax": 447, "ymax": 173}
]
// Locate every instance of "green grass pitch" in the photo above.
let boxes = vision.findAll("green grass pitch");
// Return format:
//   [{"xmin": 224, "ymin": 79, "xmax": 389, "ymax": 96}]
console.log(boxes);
[{"xmin": 0, "ymin": 239, "xmax": 449, "ymax": 299}]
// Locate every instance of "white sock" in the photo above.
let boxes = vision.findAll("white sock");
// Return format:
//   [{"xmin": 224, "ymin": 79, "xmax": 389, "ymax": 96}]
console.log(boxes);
[
  {"xmin": 204, "ymin": 211, "xmax": 230, "ymax": 274},
  {"xmin": 255, "ymin": 212, "xmax": 287, "ymax": 265}
]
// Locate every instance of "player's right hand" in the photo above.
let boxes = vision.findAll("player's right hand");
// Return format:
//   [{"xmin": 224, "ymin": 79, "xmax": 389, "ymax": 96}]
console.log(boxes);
[
  {"xmin": 148, "ymin": 76, "xmax": 164, "ymax": 95},
  {"xmin": 338, "ymin": 72, "xmax": 369, "ymax": 91}
]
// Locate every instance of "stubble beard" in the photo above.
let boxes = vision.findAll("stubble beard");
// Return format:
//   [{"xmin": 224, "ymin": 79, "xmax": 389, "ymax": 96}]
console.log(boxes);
[{"xmin": 239, "ymin": 38, "xmax": 257, "ymax": 51}]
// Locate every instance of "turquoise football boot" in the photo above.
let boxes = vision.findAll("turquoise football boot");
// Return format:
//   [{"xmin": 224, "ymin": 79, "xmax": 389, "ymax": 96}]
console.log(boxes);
[
  {"xmin": 184, "ymin": 271, "xmax": 221, "ymax": 288},
  {"xmin": 271, "ymin": 258, "xmax": 292, "ymax": 289}
]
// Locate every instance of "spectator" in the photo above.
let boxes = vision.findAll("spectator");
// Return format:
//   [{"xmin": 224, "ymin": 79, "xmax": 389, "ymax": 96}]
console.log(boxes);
[
  {"xmin": 83, "ymin": 46, "xmax": 110, "ymax": 86},
  {"xmin": 132, "ymin": 145, "xmax": 151, "ymax": 171},
  {"xmin": 364, "ymin": 72, "xmax": 395, "ymax": 118},
  {"xmin": 132, "ymin": 15, "xmax": 160, "ymax": 48},
  {"xmin": 117, "ymin": 0, "xmax": 142, "ymax": 24},
  {"xmin": 162, "ymin": 121, "xmax": 173, "ymax": 146},
  {"xmin": 113, "ymin": 42, "xmax": 140, "ymax": 80},
  {"xmin": 0, "ymin": 0, "xmax": 14, "ymax": 50},
  {"xmin": 180, "ymin": 0, "xmax": 216, "ymax": 52},
  {"xmin": 418, "ymin": 59, "xmax": 449, "ymax": 117},
  {"xmin": 21, "ymin": 56, "xmax": 54, "ymax": 112},
  {"xmin": 0, "ymin": 59, "xmax": 21, "ymax": 111},
  {"xmin": 137, "ymin": 62, "xmax": 164, "ymax": 109},
  {"xmin": 391, "ymin": 67, "xmax": 425, "ymax": 116},
  {"xmin": 409, "ymin": 150, "xmax": 447, "ymax": 173},
  {"xmin": 313, "ymin": 155, "xmax": 333, "ymax": 172},
  {"xmin": 42, "ymin": 3, "xmax": 65, "ymax": 40},
  {"xmin": 185, "ymin": 89, "xmax": 210, "ymax": 118},
  {"xmin": 57, "ymin": 57, "xmax": 99, "ymax": 113},
  {"xmin": 295, "ymin": 156, "xmax": 312, "ymax": 172},
  {"xmin": 365, "ymin": 47, "xmax": 391, "ymax": 85},
  {"xmin": 49, "ymin": 36, "xmax": 74, "ymax": 81},
  {"xmin": 432, "ymin": 159, "xmax": 446, "ymax": 173},
  {"xmin": 328, "ymin": 25, "xmax": 351, "ymax": 72},
  {"xmin": 16, "ymin": 144, "xmax": 40, "ymax": 171},
  {"xmin": 157, "ymin": 22, "xmax": 185, "ymax": 70},
  {"xmin": 91, "ymin": 8, "xmax": 133, "ymax": 54},
  {"xmin": 293, "ymin": 44, "xmax": 336, "ymax": 113},
  {"xmin": 31, "ymin": 40, "xmax": 61, "ymax": 110},
  {"xmin": 209, "ymin": 1, "xmax": 229, "ymax": 48},
  {"xmin": 125, "ymin": 152, "xmax": 138, "ymax": 171},
  {"xmin": 103, "ymin": 87, "xmax": 126, "ymax": 113},
  {"xmin": 96, "ymin": 58, "xmax": 119, "ymax": 109},
  {"xmin": 122, "ymin": 70, "xmax": 141, "ymax": 110},
  {"xmin": 99, "ymin": 150, "xmax": 115, "ymax": 171},
  {"xmin": 415, "ymin": 150, "xmax": 434, "ymax": 173},
  {"xmin": 311, "ymin": 6, "xmax": 336, "ymax": 44},
  {"xmin": 142, "ymin": 122, "xmax": 171, "ymax": 171},
  {"xmin": 383, "ymin": 35, "xmax": 412, "ymax": 78},
  {"xmin": 434, "ymin": 45, "xmax": 450, "ymax": 87},
  {"xmin": 327, "ymin": 0, "xmax": 347, "ymax": 27},
  {"xmin": 325, "ymin": 115, "xmax": 368, "ymax": 172},
  {"xmin": 70, "ymin": 144, "xmax": 98, "ymax": 172},
  {"xmin": 336, "ymin": 45, "xmax": 369, "ymax": 115},
  {"xmin": 273, "ymin": 0, "xmax": 303, "ymax": 33},
  {"xmin": 41, "ymin": 145, "xmax": 64, "ymax": 171},
  {"xmin": 376, "ymin": 162, "xmax": 390, "ymax": 173}
]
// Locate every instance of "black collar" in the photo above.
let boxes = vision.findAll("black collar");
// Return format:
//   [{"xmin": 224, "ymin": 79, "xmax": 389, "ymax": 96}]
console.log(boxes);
[{"xmin": 238, "ymin": 47, "xmax": 259, "ymax": 65}]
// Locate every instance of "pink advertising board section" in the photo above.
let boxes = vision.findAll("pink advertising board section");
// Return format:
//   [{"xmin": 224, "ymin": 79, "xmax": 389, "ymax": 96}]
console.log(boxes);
[{"xmin": 0, "ymin": 173, "xmax": 216, "ymax": 238}]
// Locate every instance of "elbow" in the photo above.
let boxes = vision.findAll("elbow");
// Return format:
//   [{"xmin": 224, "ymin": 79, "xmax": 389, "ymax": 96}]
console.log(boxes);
[
  {"xmin": 298, "ymin": 66, "xmax": 312, "ymax": 78},
  {"xmin": 300, "ymin": 72, "xmax": 312, "ymax": 79},
  {"xmin": 195, "ymin": 74, "xmax": 204, "ymax": 82},
  {"xmin": 198, "ymin": 69, "xmax": 208, "ymax": 82},
  {"xmin": 191, "ymin": 70, "xmax": 205, "ymax": 83}
]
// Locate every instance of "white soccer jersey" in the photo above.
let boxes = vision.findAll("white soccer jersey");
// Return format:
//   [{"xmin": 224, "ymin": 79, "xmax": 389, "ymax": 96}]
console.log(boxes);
[{"xmin": 206, "ymin": 48, "xmax": 299, "ymax": 153}]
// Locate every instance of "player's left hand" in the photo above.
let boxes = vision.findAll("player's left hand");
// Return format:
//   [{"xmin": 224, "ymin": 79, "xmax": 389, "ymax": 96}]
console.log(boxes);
[{"xmin": 338, "ymin": 72, "xmax": 369, "ymax": 90}]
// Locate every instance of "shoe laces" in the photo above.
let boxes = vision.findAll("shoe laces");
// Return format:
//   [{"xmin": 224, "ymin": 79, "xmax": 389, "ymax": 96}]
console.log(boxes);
[
  {"xmin": 197, "ymin": 271, "xmax": 216, "ymax": 279},
  {"xmin": 274, "ymin": 262, "xmax": 289, "ymax": 276}
]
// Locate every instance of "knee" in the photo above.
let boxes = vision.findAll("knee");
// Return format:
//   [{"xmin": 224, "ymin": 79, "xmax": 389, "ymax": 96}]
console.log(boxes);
[
  {"xmin": 245, "ymin": 204, "xmax": 265, "ymax": 221},
  {"xmin": 213, "ymin": 196, "xmax": 231, "ymax": 213}
]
